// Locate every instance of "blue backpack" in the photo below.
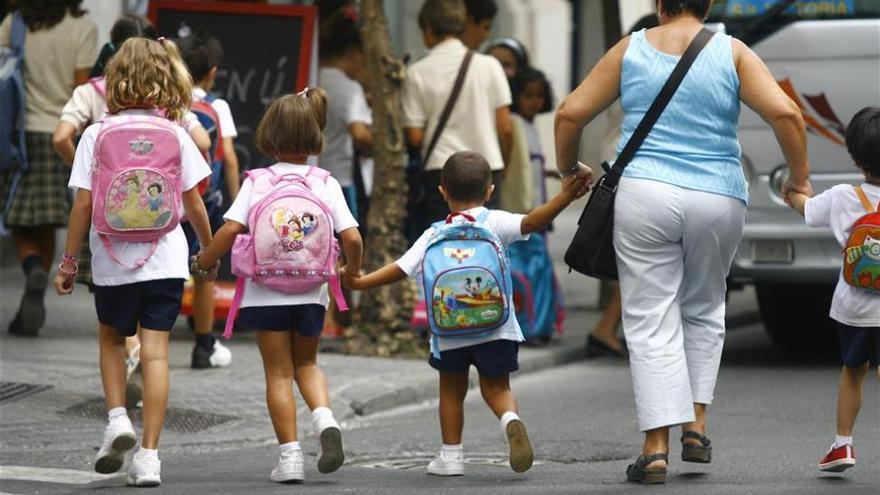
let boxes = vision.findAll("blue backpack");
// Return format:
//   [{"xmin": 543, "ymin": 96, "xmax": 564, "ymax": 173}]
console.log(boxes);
[
  {"xmin": 422, "ymin": 210, "xmax": 513, "ymax": 357},
  {"xmin": 508, "ymin": 233, "xmax": 565, "ymax": 342},
  {"xmin": 1, "ymin": 13, "xmax": 27, "ymax": 234}
]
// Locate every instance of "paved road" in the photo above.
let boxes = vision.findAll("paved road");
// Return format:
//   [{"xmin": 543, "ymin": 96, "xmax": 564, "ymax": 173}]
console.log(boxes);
[{"xmin": 3, "ymin": 321, "xmax": 877, "ymax": 495}]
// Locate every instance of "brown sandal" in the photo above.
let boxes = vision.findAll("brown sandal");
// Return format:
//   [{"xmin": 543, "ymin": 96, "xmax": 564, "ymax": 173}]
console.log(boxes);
[
  {"xmin": 681, "ymin": 431, "xmax": 712, "ymax": 463},
  {"xmin": 626, "ymin": 452, "xmax": 668, "ymax": 484}
]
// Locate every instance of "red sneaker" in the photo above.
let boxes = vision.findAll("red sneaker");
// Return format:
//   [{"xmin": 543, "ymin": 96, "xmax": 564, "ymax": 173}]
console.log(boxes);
[{"xmin": 819, "ymin": 444, "xmax": 856, "ymax": 473}]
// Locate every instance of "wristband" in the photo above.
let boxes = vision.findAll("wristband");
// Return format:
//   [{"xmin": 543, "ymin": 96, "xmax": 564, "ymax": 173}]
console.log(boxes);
[
  {"xmin": 58, "ymin": 261, "xmax": 78, "ymax": 279},
  {"xmin": 558, "ymin": 162, "xmax": 583, "ymax": 178},
  {"xmin": 190, "ymin": 254, "xmax": 220, "ymax": 279}
]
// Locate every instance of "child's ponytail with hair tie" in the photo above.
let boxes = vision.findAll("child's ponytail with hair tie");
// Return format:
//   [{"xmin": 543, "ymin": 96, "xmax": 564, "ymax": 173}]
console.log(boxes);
[{"xmin": 304, "ymin": 87, "xmax": 328, "ymax": 131}]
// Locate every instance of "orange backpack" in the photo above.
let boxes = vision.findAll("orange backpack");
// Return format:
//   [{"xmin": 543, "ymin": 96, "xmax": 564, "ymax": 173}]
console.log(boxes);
[{"xmin": 843, "ymin": 186, "xmax": 880, "ymax": 292}]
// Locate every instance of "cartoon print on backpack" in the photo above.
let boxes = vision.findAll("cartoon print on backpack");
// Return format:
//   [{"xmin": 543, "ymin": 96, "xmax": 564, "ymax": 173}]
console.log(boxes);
[
  {"xmin": 431, "ymin": 268, "xmax": 504, "ymax": 331},
  {"xmin": 846, "ymin": 234, "xmax": 880, "ymax": 290},
  {"xmin": 106, "ymin": 169, "xmax": 172, "ymax": 230},
  {"xmin": 270, "ymin": 209, "xmax": 320, "ymax": 253}
]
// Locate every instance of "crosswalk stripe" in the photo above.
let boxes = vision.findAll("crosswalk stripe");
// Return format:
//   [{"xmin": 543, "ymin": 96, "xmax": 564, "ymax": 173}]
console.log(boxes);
[{"xmin": 0, "ymin": 466, "xmax": 123, "ymax": 485}]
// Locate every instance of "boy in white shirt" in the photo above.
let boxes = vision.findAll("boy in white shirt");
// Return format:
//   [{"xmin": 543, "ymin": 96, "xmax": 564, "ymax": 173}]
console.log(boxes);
[
  {"xmin": 343, "ymin": 151, "xmax": 589, "ymax": 476},
  {"xmin": 178, "ymin": 28, "xmax": 242, "ymax": 370},
  {"xmin": 402, "ymin": 0, "xmax": 513, "ymax": 231},
  {"xmin": 787, "ymin": 107, "xmax": 880, "ymax": 474}
]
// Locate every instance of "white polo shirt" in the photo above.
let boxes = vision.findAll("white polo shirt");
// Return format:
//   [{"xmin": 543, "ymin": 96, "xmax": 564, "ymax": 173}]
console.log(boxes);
[{"xmin": 402, "ymin": 38, "xmax": 511, "ymax": 172}]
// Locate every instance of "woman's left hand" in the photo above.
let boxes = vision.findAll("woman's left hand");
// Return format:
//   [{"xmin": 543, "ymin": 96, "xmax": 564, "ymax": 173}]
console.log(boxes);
[{"xmin": 570, "ymin": 162, "xmax": 595, "ymax": 198}]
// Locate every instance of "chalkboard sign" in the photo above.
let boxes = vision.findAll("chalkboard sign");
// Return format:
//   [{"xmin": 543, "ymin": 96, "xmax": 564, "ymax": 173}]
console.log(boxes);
[{"xmin": 149, "ymin": 1, "xmax": 317, "ymax": 171}]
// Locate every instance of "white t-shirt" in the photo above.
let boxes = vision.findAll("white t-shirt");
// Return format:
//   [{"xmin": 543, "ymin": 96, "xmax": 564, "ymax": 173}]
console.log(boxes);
[
  {"xmin": 193, "ymin": 87, "xmax": 238, "ymax": 138},
  {"xmin": 60, "ymin": 80, "xmax": 203, "ymax": 133},
  {"xmin": 318, "ymin": 67, "xmax": 373, "ymax": 187},
  {"xmin": 396, "ymin": 207, "xmax": 527, "ymax": 352},
  {"xmin": 223, "ymin": 162, "xmax": 359, "ymax": 309},
  {"xmin": 402, "ymin": 38, "xmax": 511, "ymax": 172},
  {"xmin": 805, "ymin": 183, "xmax": 880, "ymax": 327},
  {"xmin": 68, "ymin": 109, "xmax": 211, "ymax": 286},
  {"xmin": 0, "ymin": 12, "xmax": 98, "ymax": 133}
]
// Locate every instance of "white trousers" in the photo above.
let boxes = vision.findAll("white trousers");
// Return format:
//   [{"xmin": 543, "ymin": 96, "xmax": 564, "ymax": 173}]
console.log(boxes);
[{"xmin": 613, "ymin": 177, "xmax": 746, "ymax": 432}]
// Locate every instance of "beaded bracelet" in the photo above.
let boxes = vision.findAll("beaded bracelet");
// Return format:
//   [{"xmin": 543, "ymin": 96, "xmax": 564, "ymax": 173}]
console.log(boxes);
[
  {"xmin": 58, "ymin": 261, "xmax": 78, "ymax": 279},
  {"xmin": 190, "ymin": 254, "xmax": 220, "ymax": 280}
]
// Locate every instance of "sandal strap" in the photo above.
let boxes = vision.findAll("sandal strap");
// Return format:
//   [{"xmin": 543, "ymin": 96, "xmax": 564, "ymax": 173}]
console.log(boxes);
[
  {"xmin": 638, "ymin": 452, "xmax": 668, "ymax": 465},
  {"xmin": 681, "ymin": 431, "xmax": 711, "ymax": 446}
]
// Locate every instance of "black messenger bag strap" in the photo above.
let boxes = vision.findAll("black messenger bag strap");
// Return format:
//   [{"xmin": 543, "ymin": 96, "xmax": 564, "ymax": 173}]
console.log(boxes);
[
  {"xmin": 422, "ymin": 50, "xmax": 474, "ymax": 167},
  {"xmin": 564, "ymin": 27, "xmax": 715, "ymax": 281},
  {"xmin": 602, "ymin": 27, "xmax": 715, "ymax": 189}
]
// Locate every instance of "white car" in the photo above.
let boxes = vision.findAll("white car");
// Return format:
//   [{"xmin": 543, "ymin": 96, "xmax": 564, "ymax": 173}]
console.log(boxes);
[{"xmin": 709, "ymin": 0, "xmax": 880, "ymax": 344}]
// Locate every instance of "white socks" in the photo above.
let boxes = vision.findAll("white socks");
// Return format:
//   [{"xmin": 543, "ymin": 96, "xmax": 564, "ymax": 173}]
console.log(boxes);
[
  {"xmin": 279, "ymin": 441, "xmax": 301, "ymax": 457},
  {"xmin": 108, "ymin": 407, "xmax": 127, "ymax": 424},
  {"xmin": 311, "ymin": 407, "xmax": 338, "ymax": 432},
  {"xmin": 136, "ymin": 447, "xmax": 158, "ymax": 460},
  {"xmin": 500, "ymin": 411, "xmax": 521, "ymax": 433},
  {"xmin": 442, "ymin": 443, "xmax": 463, "ymax": 453},
  {"xmin": 834, "ymin": 435, "xmax": 853, "ymax": 449}
]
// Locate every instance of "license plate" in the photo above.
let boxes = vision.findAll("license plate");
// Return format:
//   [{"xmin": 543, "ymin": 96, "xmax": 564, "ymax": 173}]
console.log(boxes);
[{"xmin": 752, "ymin": 240, "xmax": 794, "ymax": 264}]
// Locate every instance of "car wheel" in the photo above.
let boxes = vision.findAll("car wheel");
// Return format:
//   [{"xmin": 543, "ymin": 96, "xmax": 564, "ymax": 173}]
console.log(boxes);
[{"xmin": 755, "ymin": 283, "xmax": 836, "ymax": 349}]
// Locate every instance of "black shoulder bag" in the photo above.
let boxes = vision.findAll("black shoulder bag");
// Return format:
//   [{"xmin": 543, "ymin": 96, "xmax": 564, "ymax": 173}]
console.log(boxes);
[{"xmin": 564, "ymin": 28, "xmax": 715, "ymax": 280}]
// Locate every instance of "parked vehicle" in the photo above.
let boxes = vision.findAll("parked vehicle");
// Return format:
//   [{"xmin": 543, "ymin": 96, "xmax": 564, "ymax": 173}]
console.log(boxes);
[{"xmin": 709, "ymin": 0, "xmax": 880, "ymax": 345}]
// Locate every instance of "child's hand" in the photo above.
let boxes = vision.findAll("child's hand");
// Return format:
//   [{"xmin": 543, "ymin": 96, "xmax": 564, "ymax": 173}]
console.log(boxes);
[
  {"xmin": 54, "ymin": 271, "xmax": 74, "ymax": 295},
  {"xmin": 339, "ymin": 266, "xmax": 364, "ymax": 291},
  {"xmin": 561, "ymin": 174, "xmax": 590, "ymax": 201},
  {"xmin": 190, "ymin": 254, "xmax": 220, "ymax": 281}
]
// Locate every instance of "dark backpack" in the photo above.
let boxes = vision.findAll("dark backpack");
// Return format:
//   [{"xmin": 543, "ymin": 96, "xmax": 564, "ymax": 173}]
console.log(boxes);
[{"xmin": 190, "ymin": 94, "xmax": 225, "ymax": 199}]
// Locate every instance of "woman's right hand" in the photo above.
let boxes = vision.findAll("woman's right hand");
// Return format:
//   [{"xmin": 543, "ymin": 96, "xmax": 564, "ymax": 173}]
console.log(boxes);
[{"xmin": 781, "ymin": 176, "xmax": 813, "ymax": 207}]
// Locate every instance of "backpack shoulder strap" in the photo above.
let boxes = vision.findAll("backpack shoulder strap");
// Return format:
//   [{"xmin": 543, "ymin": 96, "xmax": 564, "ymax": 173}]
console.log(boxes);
[
  {"xmin": 422, "ymin": 50, "xmax": 474, "ymax": 168},
  {"xmin": 475, "ymin": 209, "xmax": 490, "ymax": 223},
  {"xmin": 305, "ymin": 166, "xmax": 330, "ymax": 184},
  {"xmin": 854, "ymin": 186, "xmax": 878, "ymax": 213},
  {"xmin": 89, "ymin": 76, "xmax": 106, "ymax": 97},
  {"xmin": 10, "ymin": 12, "xmax": 25, "ymax": 54}
]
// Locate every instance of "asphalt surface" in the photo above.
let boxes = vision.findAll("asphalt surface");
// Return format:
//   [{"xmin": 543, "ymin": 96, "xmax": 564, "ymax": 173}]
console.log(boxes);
[{"xmin": 3, "ymin": 321, "xmax": 877, "ymax": 495}]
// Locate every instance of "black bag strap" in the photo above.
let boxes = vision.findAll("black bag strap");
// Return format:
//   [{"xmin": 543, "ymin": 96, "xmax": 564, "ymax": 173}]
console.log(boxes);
[
  {"xmin": 422, "ymin": 50, "xmax": 474, "ymax": 167},
  {"xmin": 604, "ymin": 28, "xmax": 715, "ymax": 189}
]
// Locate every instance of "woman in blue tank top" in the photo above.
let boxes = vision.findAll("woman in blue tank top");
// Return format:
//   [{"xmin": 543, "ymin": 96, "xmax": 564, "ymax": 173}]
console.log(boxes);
[{"xmin": 554, "ymin": 0, "xmax": 811, "ymax": 485}]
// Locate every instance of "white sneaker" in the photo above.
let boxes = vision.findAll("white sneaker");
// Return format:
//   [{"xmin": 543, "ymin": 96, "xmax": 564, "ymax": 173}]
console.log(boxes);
[
  {"xmin": 271, "ymin": 450, "xmax": 305, "ymax": 483},
  {"xmin": 127, "ymin": 450, "xmax": 161, "ymax": 487},
  {"xmin": 94, "ymin": 417, "xmax": 137, "ymax": 474},
  {"xmin": 427, "ymin": 449, "xmax": 464, "ymax": 476},
  {"xmin": 192, "ymin": 340, "xmax": 232, "ymax": 369}
]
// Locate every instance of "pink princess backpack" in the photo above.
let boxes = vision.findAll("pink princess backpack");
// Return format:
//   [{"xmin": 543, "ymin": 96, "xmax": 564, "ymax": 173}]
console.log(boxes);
[
  {"xmin": 91, "ymin": 114, "xmax": 183, "ymax": 268},
  {"xmin": 224, "ymin": 167, "xmax": 348, "ymax": 338}
]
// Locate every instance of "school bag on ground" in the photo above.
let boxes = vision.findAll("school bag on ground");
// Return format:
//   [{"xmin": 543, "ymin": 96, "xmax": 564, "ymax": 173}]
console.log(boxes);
[
  {"xmin": 91, "ymin": 114, "xmax": 183, "ymax": 268},
  {"xmin": 422, "ymin": 211, "xmax": 513, "ymax": 357},
  {"xmin": 0, "ymin": 12, "xmax": 27, "ymax": 233},
  {"xmin": 508, "ymin": 233, "xmax": 565, "ymax": 342},
  {"xmin": 224, "ymin": 167, "xmax": 348, "ymax": 338},
  {"xmin": 190, "ymin": 94, "xmax": 225, "ymax": 200},
  {"xmin": 843, "ymin": 186, "xmax": 880, "ymax": 292}
]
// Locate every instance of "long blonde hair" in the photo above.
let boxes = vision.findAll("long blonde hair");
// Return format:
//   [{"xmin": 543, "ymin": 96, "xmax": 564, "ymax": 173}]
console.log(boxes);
[{"xmin": 104, "ymin": 37, "xmax": 192, "ymax": 122}]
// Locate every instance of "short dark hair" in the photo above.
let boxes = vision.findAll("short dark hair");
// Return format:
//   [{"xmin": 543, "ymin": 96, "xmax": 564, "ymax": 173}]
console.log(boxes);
[
  {"xmin": 418, "ymin": 0, "xmax": 466, "ymax": 37},
  {"xmin": 177, "ymin": 28, "xmax": 224, "ymax": 82},
  {"xmin": 441, "ymin": 151, "xmax": 492, "ymax": 202},
  {"xmin": 511, "ymin": 66, "xmax": 554, "ymax": 115},
  {"xmin": 319, "ymin": 16, "xmax": 361, "ymax": 61},
  {"xmin": 464, "ymin": 0, "xmax": 497, "ymax": 23},
  {"xmin": 846, "ymin": 107, "xmax": 880, "ymax": 176},
  {"xmin": 659, "ymin": 0, "xmax": 712, "ymax": 18}
]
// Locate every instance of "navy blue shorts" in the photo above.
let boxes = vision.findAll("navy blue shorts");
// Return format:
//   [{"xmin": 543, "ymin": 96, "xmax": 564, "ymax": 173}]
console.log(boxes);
[
  {"xmin": 182, "ymin": 199, "xmax": 225, "ymax": 256},
  {"xmin": 94, "ymin": 279, "xmax": 184, "ymax": 337},
  {"xmin": 429, "ymin": 339, "xmax": 519, "ymax": 377},
  {"xmin": 837, "ymin": 323, "xmax": 880, "ymax": 368},
  {"xmin": 237, "ymin": 304, "xmax": 326, "ymax": 336}
]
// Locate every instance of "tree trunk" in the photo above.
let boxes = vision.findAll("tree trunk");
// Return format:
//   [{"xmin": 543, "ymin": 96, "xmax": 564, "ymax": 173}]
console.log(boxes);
[{"xmin": 348, "ymin": 0, "xmax": 421, "ymax": 357}]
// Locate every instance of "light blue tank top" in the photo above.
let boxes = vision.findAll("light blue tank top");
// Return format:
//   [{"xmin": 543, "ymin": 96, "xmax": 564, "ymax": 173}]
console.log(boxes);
[{"xmin": 617, "ymin": 29, "xmax": 747, "ymax": 203}]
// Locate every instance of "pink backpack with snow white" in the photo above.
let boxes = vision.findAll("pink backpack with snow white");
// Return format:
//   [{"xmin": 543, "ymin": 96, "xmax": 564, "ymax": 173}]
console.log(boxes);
[
  {"xmin": 91, "ymin": 114, "xmax": 182, "ymax": 268},
  {"xmin": 224, "ymin": 167, "xmax": 347, "ymax": 338}
]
